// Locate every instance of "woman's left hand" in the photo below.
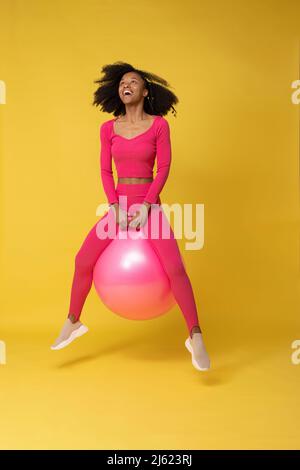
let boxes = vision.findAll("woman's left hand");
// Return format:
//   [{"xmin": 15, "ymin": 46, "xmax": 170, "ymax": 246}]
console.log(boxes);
[{"xmin": 128, "ymin": 202, "xmax": 151, "ymax": 229}]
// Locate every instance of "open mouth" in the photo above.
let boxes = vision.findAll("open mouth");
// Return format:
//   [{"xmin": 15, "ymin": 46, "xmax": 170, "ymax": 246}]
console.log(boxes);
[{"xmin": 123, "ymin": 90, "xmax": 133, "ymax": 96}]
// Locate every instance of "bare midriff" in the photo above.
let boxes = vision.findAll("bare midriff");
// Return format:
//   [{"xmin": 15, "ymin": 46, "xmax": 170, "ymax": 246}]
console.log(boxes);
[{"xmin": 118, "ymin": 177, "xmax": 153, "ymax": 184}]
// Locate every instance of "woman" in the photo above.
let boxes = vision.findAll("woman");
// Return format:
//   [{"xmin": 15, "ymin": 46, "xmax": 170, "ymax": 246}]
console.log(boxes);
[{"xmin": 51, "ymin": 61, "xmax": 211, "ymax": 371}]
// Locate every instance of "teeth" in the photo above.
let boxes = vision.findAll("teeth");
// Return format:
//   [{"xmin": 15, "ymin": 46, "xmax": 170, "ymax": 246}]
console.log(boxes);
[{"xmin": 124, "ymin": 90, "xmax": 132, "ymax": 95}]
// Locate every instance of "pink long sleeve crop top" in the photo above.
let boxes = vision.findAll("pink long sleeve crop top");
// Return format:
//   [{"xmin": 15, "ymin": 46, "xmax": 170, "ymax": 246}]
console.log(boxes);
[{"xmin": 100, "ymin": 114, "xmax": 172, "ymax": 205}]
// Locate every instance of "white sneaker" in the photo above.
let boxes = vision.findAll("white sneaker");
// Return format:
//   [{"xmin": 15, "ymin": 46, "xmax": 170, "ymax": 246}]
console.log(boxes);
[
  {"xmin": 185, "ymin": 336, "xmax": 210, "ymax": 371},
  {"xmin": 50, "ymin": 324, "xmax": 89, "ymax": 350}
]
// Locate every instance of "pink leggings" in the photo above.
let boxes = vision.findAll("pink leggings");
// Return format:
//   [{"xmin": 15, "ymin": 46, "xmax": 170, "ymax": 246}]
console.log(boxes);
[{"xmin": 67, "ymin": 182, "xmax": 201, "ymax": 337}]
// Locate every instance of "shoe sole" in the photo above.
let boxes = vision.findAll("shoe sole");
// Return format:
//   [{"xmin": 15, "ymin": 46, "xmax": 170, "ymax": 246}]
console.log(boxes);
[
  {"xmin": 50, "ymin": 325, "xmax": 89, "ymax": 350},
  {"xmin": 185, "ymin": 337, "xmax": 210, "ymax": 371}
]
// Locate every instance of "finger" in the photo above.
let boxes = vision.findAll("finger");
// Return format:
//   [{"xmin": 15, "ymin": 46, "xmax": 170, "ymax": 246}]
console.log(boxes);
[
  {"xmin": 130, "ymin": 213, "xmax": 138, "ymax": 222},
  {"xmin": 129, "ymin": 219, "xmax": 138, "ymax": 228}
]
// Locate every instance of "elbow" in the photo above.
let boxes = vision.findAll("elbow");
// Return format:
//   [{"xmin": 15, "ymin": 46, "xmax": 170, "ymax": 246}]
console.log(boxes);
[
  {"xmin": 101, "ymin": 168, "xmax": 113, "ymax": 177},
  {"xmin": 157, "ymin": 163, "xmax": 171, "ymax": 179}
]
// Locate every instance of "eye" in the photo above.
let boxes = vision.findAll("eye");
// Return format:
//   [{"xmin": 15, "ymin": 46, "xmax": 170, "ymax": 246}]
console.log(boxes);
[{"xmin": 120, "ymin": 79, "xmax": 138, "ymax": 86}]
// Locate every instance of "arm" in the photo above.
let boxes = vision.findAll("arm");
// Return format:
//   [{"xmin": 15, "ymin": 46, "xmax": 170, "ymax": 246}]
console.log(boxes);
[
  {"xmin": 143, "ymin": 117, "xmax": 172, "ymax": 205},
  {"xmin": 100, "ymin": 122, "xmax": 119, "ymax": 206}
]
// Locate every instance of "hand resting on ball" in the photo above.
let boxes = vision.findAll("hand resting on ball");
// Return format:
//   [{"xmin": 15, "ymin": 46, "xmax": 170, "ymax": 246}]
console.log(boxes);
[{"xmin": 110, "ymin": 203, "xmax": 129, "ymax": 230}]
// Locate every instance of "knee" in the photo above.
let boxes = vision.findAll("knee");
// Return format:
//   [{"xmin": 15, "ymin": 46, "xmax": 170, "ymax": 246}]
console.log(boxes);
[
  {"xmin": 165, "ymin": 260, "xmax": 187, "ymax": 279},
  {"xmin": 74, "ymin": 251, "xmax": 93, "ymax": 272}
]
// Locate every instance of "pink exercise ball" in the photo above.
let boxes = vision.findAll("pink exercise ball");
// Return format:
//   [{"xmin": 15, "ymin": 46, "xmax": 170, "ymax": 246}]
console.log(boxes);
[{"xmin": 93, "ymin": 226, "xmax": 176, "ymax": 320}]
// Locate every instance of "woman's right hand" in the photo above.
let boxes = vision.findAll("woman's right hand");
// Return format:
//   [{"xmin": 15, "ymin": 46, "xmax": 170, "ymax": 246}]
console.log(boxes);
[{"xmin": 110, "ymin": 203, "xmax": 129, "ymax": 230}]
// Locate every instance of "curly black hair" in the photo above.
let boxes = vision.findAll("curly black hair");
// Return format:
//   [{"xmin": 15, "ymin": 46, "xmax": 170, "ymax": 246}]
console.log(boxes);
[{"xmin": 92, "ymin": 61, "xmax": 178, "ymax": 118}]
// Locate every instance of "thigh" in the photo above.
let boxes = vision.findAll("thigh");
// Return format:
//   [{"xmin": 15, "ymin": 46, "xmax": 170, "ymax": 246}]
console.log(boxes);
[
  {"xmin": 75, "ymin": 208, "xmax": 119, "ymax": 267},
  {"xmin": 144, "ymin": 206, "xmax": 186, "ymax": 277}
]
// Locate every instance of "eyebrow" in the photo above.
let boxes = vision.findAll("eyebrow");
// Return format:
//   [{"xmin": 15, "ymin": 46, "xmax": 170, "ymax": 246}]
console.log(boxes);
[{"xmin": 120, "ymin": 78, "xmax": 139, "ymax": 82}]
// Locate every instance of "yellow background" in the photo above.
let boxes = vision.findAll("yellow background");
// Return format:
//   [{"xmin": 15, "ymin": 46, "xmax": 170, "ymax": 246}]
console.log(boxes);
[{"xmin": 1, "ymin": 0, "xmax": 300, "ymax": 450}]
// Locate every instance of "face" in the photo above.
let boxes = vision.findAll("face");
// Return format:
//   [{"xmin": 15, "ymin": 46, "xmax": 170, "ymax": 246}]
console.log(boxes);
[{"xmin": 118, "ymin": 72, "xmax": 148, "ymax": 104}]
